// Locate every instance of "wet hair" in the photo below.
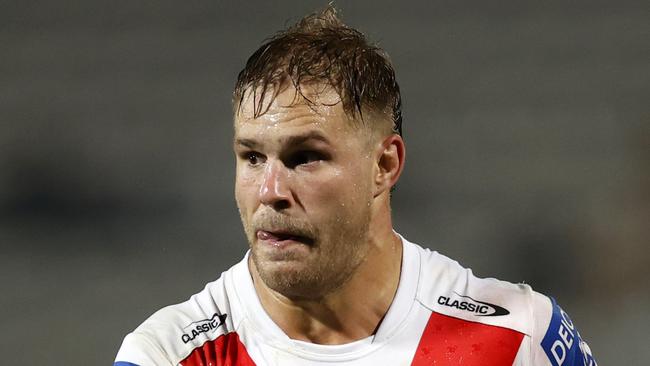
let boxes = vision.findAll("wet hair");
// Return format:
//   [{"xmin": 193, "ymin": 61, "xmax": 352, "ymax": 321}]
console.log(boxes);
[{"xmin": 233, "ymin": 5, "xmax": 403, "ymax": 136}]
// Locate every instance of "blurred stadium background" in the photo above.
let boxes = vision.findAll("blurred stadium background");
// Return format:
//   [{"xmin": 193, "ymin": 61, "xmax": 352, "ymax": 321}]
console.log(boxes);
[{"xmin": 1, "ymin": 1, "xmax": 647, "ymax": 364}]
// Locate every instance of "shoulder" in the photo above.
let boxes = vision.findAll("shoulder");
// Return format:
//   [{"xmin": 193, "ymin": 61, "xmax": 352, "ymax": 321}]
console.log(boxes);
[
  {"xmin": 114, "ymin": 263, "xmax": 241, "ymax": 366},
  {"xmin": 413, "ymin": 244, "xmax": 539, "ymax": 335},
  {"xmin": 411, "ymin": 242, "xmax": 597, "ymax": 365}
]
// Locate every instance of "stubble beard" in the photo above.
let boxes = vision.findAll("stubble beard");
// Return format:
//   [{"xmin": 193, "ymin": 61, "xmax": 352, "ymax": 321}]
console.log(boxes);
[{"xmin": 242, "ymin": 207, "xmax": 372, "ymax": 300}]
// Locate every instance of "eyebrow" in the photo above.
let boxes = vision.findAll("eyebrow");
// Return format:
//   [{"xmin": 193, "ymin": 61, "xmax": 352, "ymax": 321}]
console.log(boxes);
[{"xmin": 234, "ymin": 131, "xmax": 331, "ymax": 149}]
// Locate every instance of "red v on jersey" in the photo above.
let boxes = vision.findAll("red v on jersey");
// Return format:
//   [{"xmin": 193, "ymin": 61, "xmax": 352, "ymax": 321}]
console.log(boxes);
[
  {"xmin": 180, "ymin": 332, "xmax": 256, "ymax": 366},
  {"xmin": 411, "ymin": 312, "xmax": 524, "ymax": 366}
]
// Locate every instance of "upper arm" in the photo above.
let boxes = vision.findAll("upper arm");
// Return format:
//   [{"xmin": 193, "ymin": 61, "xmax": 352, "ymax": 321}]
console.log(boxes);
[{"xmin": 531, "ymin": 294, "xmax": 598, "ymax": 366}]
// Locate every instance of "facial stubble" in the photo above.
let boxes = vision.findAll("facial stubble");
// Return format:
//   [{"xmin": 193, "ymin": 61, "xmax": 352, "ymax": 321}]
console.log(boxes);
[{"xmin": 242, "ymin": 202, "xmax": 372, "ymax": 300}]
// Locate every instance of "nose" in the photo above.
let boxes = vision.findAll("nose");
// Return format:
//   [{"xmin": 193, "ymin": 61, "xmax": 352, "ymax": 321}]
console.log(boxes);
[{"xmin": 259, "ymin": 159, "xmax": 292, "ymax": 210}]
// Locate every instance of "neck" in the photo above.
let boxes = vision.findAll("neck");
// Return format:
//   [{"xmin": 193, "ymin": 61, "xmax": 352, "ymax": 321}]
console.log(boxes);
[{"xmin": 250, "ymin": 202, "xmax": 402, "ymax": 345}]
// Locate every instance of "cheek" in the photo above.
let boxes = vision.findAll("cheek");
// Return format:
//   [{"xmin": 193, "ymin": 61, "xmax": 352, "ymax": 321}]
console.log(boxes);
[
  {"xmin": 337, "ymin": 160, "xmax": 374, "ymax": 192},
  {"xmin": 302, "ymin": 167, "xmax": 372, "ymax": 206},
  {"xmin": 235, "ymin": 170, "xmax": 259, "ymax": 211}
]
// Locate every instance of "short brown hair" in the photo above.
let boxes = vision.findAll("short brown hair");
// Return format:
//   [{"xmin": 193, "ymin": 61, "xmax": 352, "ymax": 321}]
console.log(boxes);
[{"xmin": 233, "ymin": 6, "xmax": 403, "ymax": 136}]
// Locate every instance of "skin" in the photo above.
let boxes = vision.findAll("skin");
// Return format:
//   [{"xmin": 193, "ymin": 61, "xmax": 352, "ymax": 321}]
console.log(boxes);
[{"xmin": 234, "ymin": 83, "xmax": 406, "ymax": 344}]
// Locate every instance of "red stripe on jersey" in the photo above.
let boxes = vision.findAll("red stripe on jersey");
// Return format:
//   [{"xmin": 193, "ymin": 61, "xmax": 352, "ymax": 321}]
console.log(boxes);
[
  {"xmin": 180, "ymin": 332, "xmax": 256, "ymax": 366},
  {"xmin": 411, "ymin": 312, "xmax": 524, "ymax": 366}
]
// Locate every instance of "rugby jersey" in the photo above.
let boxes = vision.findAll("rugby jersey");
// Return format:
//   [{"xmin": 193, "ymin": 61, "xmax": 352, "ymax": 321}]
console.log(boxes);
[{"xmin": 115, "ymin": 235, "xmax": 596, "ymax": 366}]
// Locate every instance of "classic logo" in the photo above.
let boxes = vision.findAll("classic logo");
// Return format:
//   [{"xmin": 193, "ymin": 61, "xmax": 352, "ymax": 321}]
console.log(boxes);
[
  {"xmin": 181, "ymin": 312, "xmax": 228, "ymax": 344},
  {"xmin": 437, "ymin": 292, "xmax": 510, "ymax": 316}
]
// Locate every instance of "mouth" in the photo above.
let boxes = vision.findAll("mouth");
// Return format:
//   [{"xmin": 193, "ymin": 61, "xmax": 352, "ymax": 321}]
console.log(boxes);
[{"xmin": 256, "ymin": 229, "xmax": 314, "ymax": 247}]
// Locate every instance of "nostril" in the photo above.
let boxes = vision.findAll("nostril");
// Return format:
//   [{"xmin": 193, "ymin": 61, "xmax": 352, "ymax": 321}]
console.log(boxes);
[{"xmin": 272, "ymin": 200, "xmax": 290, "ymax": 211}]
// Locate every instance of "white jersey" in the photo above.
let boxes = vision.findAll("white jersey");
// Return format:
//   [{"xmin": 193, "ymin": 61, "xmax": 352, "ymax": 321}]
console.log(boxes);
[{"xmin": 115, "ymin": 235, "xmax": 596, "ymax": 366}]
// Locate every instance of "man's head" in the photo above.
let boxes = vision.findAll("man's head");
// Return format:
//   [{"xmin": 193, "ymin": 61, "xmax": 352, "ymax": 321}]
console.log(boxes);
[
  {"xmin": 233, "ymin": 6, "xmax": 405, "ymax": 299},
  {"xmin": 233, "ymin": 6, "xmax": 402, "ymax": 138}
]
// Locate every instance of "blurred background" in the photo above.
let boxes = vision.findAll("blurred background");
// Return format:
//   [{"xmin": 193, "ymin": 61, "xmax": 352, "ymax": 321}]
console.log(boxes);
[{"xmin": 1, "ymin": 0, "xmax": 648, "ymax": 364}]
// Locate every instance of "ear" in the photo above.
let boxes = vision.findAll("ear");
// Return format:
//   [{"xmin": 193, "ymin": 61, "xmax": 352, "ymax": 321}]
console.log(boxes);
[{"xmin": 373, "ymin": 134, "xmax": 406, "ymax": 197}]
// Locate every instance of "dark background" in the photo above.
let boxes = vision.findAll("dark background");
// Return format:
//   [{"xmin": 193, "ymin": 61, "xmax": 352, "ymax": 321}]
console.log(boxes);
[{"xmin": 1, "ymin": 1, "xmax": 648, "ymax": 364}]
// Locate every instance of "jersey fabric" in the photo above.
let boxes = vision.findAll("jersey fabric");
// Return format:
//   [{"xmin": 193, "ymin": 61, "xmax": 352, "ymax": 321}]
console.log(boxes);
[{"xmin": 114, "ymin": 235, "xmax": 597, "ymax": 366}]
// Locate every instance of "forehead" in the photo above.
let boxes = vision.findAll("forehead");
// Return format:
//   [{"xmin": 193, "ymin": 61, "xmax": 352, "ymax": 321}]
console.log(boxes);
[{"xmin": 235, "ymin": 83, "xmax": 355, "ymax": 132}]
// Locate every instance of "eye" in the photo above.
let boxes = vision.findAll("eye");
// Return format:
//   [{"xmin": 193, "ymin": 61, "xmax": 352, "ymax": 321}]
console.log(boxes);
[
  {"xmin": 288, "ymin": 150, "xmax": 325, "ymax": 168},
  {"xmin": 243, "ymin": 152, "xmax": 265, "ymax": 166}
]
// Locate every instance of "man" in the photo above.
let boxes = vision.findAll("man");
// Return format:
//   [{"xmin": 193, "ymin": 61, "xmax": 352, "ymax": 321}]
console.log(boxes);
[{"xmin": 115, "ymin": 7, "xmax": 596, "ymax": 366}]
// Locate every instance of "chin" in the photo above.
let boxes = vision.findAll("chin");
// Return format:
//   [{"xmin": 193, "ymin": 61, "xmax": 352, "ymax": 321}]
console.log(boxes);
[
  {"xmin": 253, "ymin": 256, "xmax": 321, "ymax": 296},
  {"xmin": 260, "ymin": 262, "xmax": 356, "ymax": 301},
  {"xmin": 262, "ymin": 268, "xmax": 319, "ymax": 297}
]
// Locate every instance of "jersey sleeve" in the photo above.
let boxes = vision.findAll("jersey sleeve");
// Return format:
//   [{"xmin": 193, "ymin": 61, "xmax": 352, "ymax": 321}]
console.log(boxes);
[
  {"xmin": 113, "ymin": 274, "xmax": 235, "ymax": 366},
  {"xmin": 114, "ymin": 332, "xmax": 174, "ymax": 366},
  {"xmin": 530, "ymin": 293, "xmax": 598, "ymax": 366}
]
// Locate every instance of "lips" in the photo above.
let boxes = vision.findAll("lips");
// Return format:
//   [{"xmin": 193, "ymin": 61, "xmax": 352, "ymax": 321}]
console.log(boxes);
[{"xmin": 256, "ymin": 230, "xmax": 313, "ymax": 246}]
